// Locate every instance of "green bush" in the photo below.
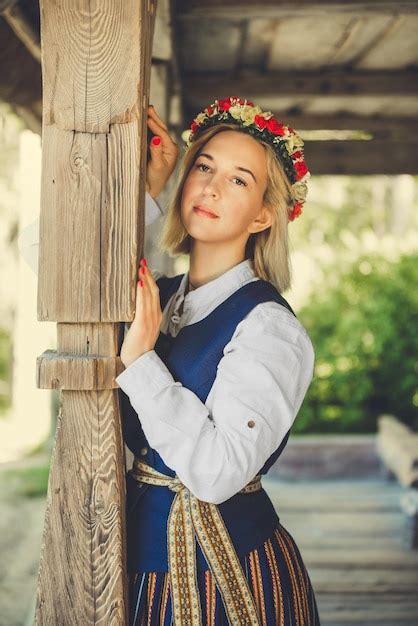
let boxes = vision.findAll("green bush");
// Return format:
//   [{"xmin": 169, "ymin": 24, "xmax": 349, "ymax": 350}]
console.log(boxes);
[
  {"xmin": 0, "ymin": 464, "xmax": 50, "ymax": 498},
  {"xmin": 296, "ymin": 251, "xmax": 418, "ymax": 433}
]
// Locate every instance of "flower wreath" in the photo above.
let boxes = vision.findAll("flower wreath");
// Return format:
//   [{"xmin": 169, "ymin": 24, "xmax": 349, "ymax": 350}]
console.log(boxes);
[{"xmin": 182, "ymin": 96, "xmax": 310, "ymax": 221}]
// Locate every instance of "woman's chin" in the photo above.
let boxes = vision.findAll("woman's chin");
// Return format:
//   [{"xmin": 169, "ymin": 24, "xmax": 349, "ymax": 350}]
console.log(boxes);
[{"xmin": 184, "ymin": 216, "xmax": 220, "ymax": 235}]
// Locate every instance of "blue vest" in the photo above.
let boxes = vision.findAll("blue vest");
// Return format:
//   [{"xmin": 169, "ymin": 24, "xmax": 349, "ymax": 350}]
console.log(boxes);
[{"xmin": 120, "ymin": 273, "xmax": 297, "ymax": 573}]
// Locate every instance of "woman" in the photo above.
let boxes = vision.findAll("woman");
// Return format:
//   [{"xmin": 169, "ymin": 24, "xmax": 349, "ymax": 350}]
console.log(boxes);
[{"xmin": 116, "ymin": 97, "xmax": 320, "ymax": 625}]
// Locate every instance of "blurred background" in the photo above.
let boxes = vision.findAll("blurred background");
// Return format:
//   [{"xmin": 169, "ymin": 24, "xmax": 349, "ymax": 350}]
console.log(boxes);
[{"xmin": 1, "ymin": 1, "xmax": 418, "ymax": 624}]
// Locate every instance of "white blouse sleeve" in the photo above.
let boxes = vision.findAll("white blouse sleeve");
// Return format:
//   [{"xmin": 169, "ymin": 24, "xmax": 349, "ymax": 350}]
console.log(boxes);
[
  {"xmin": 17, "ymin": 192, "xmax": 164, "ymax": 276},
  {"xmin": 115, "ymin": 304, "xmax": 315, "ymax": 505}
]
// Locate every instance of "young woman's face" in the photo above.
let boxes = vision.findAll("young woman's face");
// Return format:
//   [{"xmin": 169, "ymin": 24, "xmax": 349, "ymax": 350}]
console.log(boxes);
[{"xmin": 180, "ymin": 130, "xmax": 271, "ymax": 244}]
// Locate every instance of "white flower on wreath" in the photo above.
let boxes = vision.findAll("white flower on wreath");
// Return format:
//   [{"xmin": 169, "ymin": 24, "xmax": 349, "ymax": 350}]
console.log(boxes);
[
  {"xmin": 292, "ymin": 180, "xmax": 309, "ymax": 202},
  {"xmin": 240, "ymin": 105, "xmax": 259, "ymax": 126},
  {"xmin": 228, "ymin": 105, "xmax": 242, "ymax": 121},
  {"xmin": 285, "ymin": 133, "xmax": 304, "ymax": 154},
  {"xmin": 195, "ymin": 112, "xmax": 207, "ymax": 125}
]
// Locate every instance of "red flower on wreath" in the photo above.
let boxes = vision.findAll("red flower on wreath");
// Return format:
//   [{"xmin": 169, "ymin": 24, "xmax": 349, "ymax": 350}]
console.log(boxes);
[
  {"xmin": 294, "ymin": 160, "xmax": 309, "ymax": 180},
  {"xmin": 289, "ymin": 202, "xmax": 303, "ymax": 221},
  {"xmin": 219, "ymin": 98, "xmax": 232, "ymax": 111},
  {"xmin": 254, "ymin": 114, "xmax": 268, "ymax": 130},
  {"xmin": 267, "ymin": 118, "xmax": 287, "ymax": 136},
  {"xmin": 291, "ymin": 151, "xmax": 303, "ymax": 160},
  {"xmin": 191, "ymin": 121, "xmax": 199, "ymax": 133}
]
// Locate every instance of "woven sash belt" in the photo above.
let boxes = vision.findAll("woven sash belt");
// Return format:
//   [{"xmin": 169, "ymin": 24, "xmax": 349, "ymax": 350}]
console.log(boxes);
[{"xmin": 129, "ymin": 458, "xmax": 263, "ymax": 625}]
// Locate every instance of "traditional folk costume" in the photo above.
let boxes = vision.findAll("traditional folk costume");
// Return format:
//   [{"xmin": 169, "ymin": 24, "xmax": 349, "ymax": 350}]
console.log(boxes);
[
  {"xmin": 119, "ymin": 94, "xmax": 319, "ymax": 625},
  {"xmin": 116, "ymin": 258, "xmax": 321, "ymax": 625}
]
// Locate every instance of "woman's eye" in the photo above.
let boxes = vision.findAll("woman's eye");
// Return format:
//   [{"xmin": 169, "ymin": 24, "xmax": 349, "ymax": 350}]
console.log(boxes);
[
  {"xmin": 195, "ymin": 163, "xmax": 247, "ymax": 187},
  {"xmin": 196, "ymin": 163, "xmax": 210, "ymax": 172}
]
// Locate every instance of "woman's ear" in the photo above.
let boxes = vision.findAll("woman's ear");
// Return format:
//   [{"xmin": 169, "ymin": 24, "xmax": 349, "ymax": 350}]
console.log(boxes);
[{"xmin": 247, "ymin": 204, "xmax": 274, "ymax": 234}]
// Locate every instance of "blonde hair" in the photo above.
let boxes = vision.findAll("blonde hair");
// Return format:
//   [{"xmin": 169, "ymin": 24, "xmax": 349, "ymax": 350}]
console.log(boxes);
[{"xmin": 158, "ymin": 123, "xmax": 294, "ymax": 293}]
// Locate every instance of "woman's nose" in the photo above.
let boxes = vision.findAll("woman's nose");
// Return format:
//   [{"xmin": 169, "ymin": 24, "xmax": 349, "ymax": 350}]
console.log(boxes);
[{"xmin": 202, "ymin": 179, "xmax": 219, "ymax": 197}]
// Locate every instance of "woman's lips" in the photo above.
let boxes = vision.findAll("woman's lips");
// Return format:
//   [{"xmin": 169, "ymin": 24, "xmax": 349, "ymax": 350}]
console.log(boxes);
[{"xmin": 193, "ymin": 206, "xmax": 219, "ymax": 219}]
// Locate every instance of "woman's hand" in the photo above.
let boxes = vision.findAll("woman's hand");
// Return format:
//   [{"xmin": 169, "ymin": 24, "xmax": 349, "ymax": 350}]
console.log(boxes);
[
  {"xmin": 146, "ymin": 105, "xmax": 179, "ymax": 199},
  {"xmin": 120, "ymin": 258, "xmax": 163, "ymax": 368}
]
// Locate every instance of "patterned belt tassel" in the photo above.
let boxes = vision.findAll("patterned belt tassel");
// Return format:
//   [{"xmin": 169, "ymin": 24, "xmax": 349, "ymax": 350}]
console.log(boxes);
[{"xmin": 130, "ymin": 460, "xmax": 262, "ymax": 626}]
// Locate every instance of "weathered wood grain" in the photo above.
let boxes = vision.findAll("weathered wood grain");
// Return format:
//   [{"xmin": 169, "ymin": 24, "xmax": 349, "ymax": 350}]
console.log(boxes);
[{"xmin": 34, "ymin": 1, "xmax": 158, "ymax": 624}]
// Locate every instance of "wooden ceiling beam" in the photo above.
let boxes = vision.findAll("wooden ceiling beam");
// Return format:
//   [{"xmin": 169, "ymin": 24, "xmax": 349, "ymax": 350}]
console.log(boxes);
[
  {"xmin": 0, "ymin": 18, "xmax": 41, "ymax": 107},
  {"xmin": 183, "ymin": 70, "xmax": 418, "ymax": 99},
  {"xmin": 266, "ymin": 114, "xmax": 418, "ymax": 133},
  {"xmin": 182, "ymin": 101, "xmax": 418, "ymax": 132},
  {"xmin": 0, "ymin": 1, "xmax": 41, "ymax": 62},
  {"xmin": 177, "ymin": 0, "xmax": 418, "ymax": 19},
  {"xmin": 305, "ymin": 139, "xmax": 418, "ymax": 175}
]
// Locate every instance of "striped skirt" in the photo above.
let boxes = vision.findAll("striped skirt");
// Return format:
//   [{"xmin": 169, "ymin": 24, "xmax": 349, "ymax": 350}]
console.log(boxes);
[{"xmin": 128, "ymin": 520, "xmax": 321, "ymax": 625}]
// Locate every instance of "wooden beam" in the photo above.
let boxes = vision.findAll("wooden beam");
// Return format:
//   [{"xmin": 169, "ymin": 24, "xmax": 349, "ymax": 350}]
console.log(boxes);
[
  {"xmin": 177, "ymin": 0, "xmax": 418, "ymax": 19},
  {"xmin": 0, "ymin": 18, "xmax": 41, "ymax": 107},
  {"xmin": 269, "ymin": 114, "xmax": 418, "ymax": 133},
  {"xmin": 34, "ymin": 1, "xmax": 158, "ymax": 623},
  {"xmin": 1, "ymin": 1, "xmax": 41, "ymax": 62},
  {"xmin": 182, "ymin": 101, "xmax": 418, "ymax": 133},
  {"xmin": 182, "ymin": 70, "xmax": 418, "ymax": 99},
  {"xmin": 305, "ymin": 139, "xmax": 418, "ymax": 175}
]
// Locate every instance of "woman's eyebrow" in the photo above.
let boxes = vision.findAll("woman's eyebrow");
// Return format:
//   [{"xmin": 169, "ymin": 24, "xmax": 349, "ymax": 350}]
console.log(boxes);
[{"xmin": 197, "ymin": 152, "xmax": 257, "ymax": 184}]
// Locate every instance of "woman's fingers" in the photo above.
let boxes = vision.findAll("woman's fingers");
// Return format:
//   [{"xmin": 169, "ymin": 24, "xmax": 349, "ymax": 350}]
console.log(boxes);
[
  {"xmin": 147, "ymin": 117, "xmax": 177, "ymax": 151},
  {"xmin": 147, "ymin": 106, "xmax": 178, "ymax": 152},
  {"xmin": 147, "ymin": 105, "xmax": 168, "ymax": 131},
  {"xmin": 138, "ymin": 261, "xmax": 161, "ymax": 318},
  {"xmin": 145, "ymin": 106, "xmax": 179, "ymax": 197},
  {"xmin": 137, "ymin": 265, "xmax": 151, "ymax": 325}
]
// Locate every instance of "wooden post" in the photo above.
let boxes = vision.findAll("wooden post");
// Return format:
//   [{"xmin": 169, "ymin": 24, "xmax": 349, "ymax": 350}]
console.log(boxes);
[{"xmin": 34, "ymin": 1, "xmax": 157, "ymax": 623}]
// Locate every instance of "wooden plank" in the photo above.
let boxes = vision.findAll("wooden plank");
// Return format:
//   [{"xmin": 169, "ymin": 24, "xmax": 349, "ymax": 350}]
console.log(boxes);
[
  {"xmin": 300, "ymin": 547, "xmax": 418, "ymax": 569},
  {"xmin": 376, "ymin": 414, "xmax": 418, "ymax": 488},
  {"xmin": 0, "ymin": 19, "xmax": 42, "ymax": 111},
  {"xmin": 181, "ymin": 106, "xmax": 418, "ymax": 133},
  {"xmin": 178, "ymin": 0, "xmax": 418, "ymax": 19},
  {"xmin": 310, "ymin": 566, "xmax": 418, "ymax": 593},
  {"xmin": 279, "ymin": 511, "xmax": 403, "ymax": 537},
  {"xmin": 305, "ymin": 139, "xmax": 418, "ymax": 174},
  {"xmin": 263, "ymin": 478, "xmax": 418, "ymax": 623},
  {"xmin": 318, "ymin": 593, "xmax": 418, "ymax": 623},
  {"xmin": 36, "ymin": 374, "xmax": 127, "ymax": 623},
  {"xmin": 263, "ymin": 477, "xmax": 403, "ymax": 505},
  {"xmin": 34, "ymin": 1, "xmax": 158, "ymax": 624},
  {"xmin": 182, "ymin": 70, "xmax": 418, "ymax": 98},
  {"xmin": 1, "ymin": 1, "xmax": 41, "ymax": 62}
]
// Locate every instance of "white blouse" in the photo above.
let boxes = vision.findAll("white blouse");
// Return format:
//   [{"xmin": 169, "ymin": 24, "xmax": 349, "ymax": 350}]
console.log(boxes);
[
  {"xmin": 117, "ymin": 258, "xmax": 315, "ymax": 505},
  {"xmin": 18, "ymin": 193, "xmax": 315, "ymax": 506}
]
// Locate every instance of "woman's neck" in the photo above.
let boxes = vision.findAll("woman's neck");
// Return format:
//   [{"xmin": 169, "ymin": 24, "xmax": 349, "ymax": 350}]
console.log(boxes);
[{"xmin": 188, "ymin": 239, "xmax": 247, "ymax": 289}]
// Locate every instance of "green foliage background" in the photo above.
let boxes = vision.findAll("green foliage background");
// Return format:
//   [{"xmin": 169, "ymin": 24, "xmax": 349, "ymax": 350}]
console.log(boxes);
[{"xmin": 296, "ymin": 251, "xmax": 418, "ymax": 434}]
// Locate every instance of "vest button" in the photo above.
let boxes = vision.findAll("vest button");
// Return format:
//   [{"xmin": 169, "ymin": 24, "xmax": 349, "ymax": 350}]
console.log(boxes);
[
  {"xmin": 140, "ymin": 446, "xmax": 148, "ymax": 455},
  {"xmin": 247, "ymin": 420, "xmax": 255, "ymax": 428}
]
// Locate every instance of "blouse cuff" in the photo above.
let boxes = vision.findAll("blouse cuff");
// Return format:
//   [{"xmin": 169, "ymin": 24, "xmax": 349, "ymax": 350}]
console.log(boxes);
[{"xmin": 115, "ymin": 349, "xmax": 175, "ymax": 397}]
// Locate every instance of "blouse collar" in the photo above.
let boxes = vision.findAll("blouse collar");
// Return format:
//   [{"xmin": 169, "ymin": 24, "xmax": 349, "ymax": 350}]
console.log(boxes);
[{"xmin": 172, "ymin": 258, "xmax": 257, "ymax": 318}]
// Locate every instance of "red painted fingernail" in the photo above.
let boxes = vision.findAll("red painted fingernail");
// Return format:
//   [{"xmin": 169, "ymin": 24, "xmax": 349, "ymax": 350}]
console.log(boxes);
[
  {"xmin": 141, "ymin": 258, "xmax": 147, "ymax": 266},
  {"xmin": 140, "ymin": 267, "xmax": 145, "ymax": 274},
  {"xmin": 151, "ymin": 136, "xmax": 161, "ymax": 146},
  {"xmin": 139, "ymin": 280, "xmax": 144, "ymax": 287}
]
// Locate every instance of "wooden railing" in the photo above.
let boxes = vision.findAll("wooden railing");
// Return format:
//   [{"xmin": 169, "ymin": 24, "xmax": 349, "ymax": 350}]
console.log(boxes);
[{"xmin": 376, "ymin": 414, "xmax": 418, "ymax": 549}]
